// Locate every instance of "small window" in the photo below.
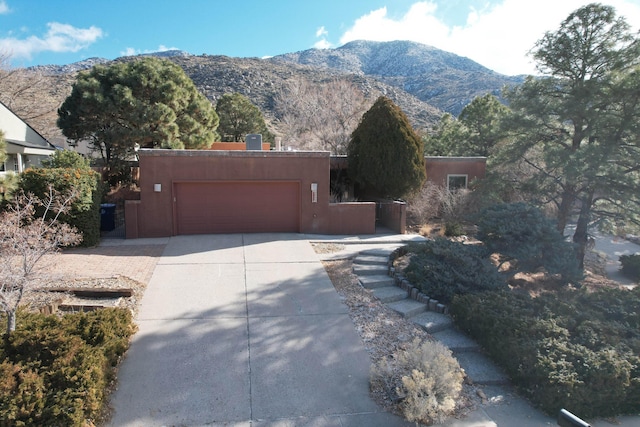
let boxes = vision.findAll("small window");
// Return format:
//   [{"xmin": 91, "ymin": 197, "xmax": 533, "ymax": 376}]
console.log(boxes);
[{"xmin": 447, "ymin": 174, "xmax": 468, "ymax": 191}]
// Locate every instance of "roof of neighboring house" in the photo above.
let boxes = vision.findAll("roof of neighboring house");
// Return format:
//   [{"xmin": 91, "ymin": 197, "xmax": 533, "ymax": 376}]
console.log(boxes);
[{"xmin": 0, "ymin": 100, "xmax": 55, "ymax": 151}]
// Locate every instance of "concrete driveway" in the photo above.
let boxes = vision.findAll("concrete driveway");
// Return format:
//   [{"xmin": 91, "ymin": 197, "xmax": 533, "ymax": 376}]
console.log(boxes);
[{"xmin": 107, "ymin": 233, "xmax": 411, "ymax": 426}]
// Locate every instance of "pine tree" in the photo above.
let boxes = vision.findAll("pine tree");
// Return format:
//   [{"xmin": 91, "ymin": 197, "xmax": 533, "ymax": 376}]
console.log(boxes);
[{"xmin": 58, "ymin": 57, "xmax": 219, "ymax": 168}]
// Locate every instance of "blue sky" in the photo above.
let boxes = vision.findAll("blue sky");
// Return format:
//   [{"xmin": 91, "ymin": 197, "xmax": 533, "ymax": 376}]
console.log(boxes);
[{"xmin": 1, "ymin": 0, "xmax": 639, "ymax": 75}]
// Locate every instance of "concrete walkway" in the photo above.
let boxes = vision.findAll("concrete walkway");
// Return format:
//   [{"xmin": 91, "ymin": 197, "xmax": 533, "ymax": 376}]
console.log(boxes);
[{"xmin": 107, "ymin": 233, "xmax": 412, "ymax": 426}]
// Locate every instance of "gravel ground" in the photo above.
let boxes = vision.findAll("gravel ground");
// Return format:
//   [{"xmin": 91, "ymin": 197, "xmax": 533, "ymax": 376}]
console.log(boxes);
[
  {"xmin": 321, "ymin": 257, "xmax": 478, "ymax": 421},
  {"xmin": 23, "ymin": 276, "xmax": 147, "ymax": 316}
]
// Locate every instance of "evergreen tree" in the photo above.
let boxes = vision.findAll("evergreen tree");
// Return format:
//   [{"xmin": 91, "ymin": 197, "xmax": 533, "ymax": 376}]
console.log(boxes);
[
  {"xmin": 501, "ymin": 4, "xmax": 640, "ymax": 268},
  {"xmin": 57, "ymin": 57, "xmax": 219, "ymax": 168},
  {"xmin": 424, "ymin": 94, "xmax": 509, "ymax": 157},
  {"xmin": 347, "ymin": 96, "xmax": 425, "ymax": 199},
  {"xmin": 215, "ymin": 92, "xmax": 273, "ymax": 143}
]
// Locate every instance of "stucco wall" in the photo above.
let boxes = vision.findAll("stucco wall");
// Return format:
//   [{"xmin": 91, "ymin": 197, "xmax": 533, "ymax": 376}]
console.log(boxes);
[
  {"xmin": 328, "ymin": 202, "xmax": 376, "ymax": 235},
  {"xmin": 132, "ymin": 149, "xmax": 333, "ymax": 237},
  {"xmin": 424, "ymin": 157, "xmax": 487, "ymax": 188}
]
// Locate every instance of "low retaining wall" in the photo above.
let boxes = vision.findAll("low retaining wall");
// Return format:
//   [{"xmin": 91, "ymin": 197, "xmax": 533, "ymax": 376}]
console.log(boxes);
[
  {"xmin": 378, "ymin": 201, "xmax": 406, "ymax": 234},
  {"xmin": 328, "ymin": 202, "xmax": 376, "ymax": 235}
]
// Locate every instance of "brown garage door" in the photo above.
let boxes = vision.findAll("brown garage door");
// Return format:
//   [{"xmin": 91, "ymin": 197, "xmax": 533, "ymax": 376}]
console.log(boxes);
[{"xmin": 174, "ymin": 181, "xmax": 300, "ymax": 234}]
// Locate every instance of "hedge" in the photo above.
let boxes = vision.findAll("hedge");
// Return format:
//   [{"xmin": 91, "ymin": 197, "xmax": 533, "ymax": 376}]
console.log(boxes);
[
  {"xmin": 450, "ymin": 287, "xmax": 640, "ymax": 418},
  {"xmin": 0, "ymin": 308, "xmax": 135, "ymax": 426},
  {"xmin": 403, "ymin": 239, "xmax": 507, "ymax": 304},
  {"xmin": 18, "ymin": 167, "xmax": 102, "ymax": 247}
]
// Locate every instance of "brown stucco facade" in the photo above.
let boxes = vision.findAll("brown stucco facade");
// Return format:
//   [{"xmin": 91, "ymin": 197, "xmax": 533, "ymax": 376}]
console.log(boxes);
[
  {"xmin": 124, "ymin": 151, "xmax": 485, "ymax": 239},
  {"xmin": 424, "ymin": 156, "xmax": 487, "ymax": 188},
  {"xmin": 125, "ymin": 149, "xmax": 377, "ymax": 238}
]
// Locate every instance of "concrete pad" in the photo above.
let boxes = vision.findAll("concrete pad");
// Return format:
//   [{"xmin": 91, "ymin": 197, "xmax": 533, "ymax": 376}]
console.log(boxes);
[
  {"xmin": 246, "ymin": 263, "xmax": 347, "ymax": 316},
  {"xmin": 159, "ymin": 234, "xmax": 245, "ymax": 264},
  {"xmin": 411, "ymin": 311, "xmax": 453, "ymax": 333},
  {"xmin": 440, "ymin": 408, "xmax": 496, "ymax": 426},
  {"xmin": 251, "ymin": 412, "xmax": 414, "ymax": 427},
  {"xmin": 359, "ymin": 274, "xmax": 395, "ymax": 289},
  {"xmin": 137, "ymin": 263, "xmax": 247, "ymax": 319},
  {"xmin": 387, "ymin": 299, "xmax": 427, "ymax": 318},
  {"xmin": 432, "ymin": 328, "xmax": 480, "ymax": 352},
  {"xmin": 478, "ymin": 385, "xmax": 555, "ymax": 426},
  {"xmin": 243, "ymin": 234, "xmax": 320, "ymax": 263},
  {"xmin": 353, "ymin": 254, "xmax": 390, "ymax": 265},
  {"xmin": 108, "ymin": 318, "xmax": 250, "ymax": 427},
  {"xmin": 249, "ymin": 314, "xmax": 378, "ymax": 420},
  {"xmin": 455, "ymin": 352, "xmax": 510, "ymax": 385},
  {"xmin": 371, "ymin": 286, "xmax": 408, "ymax": 303},
  {"xmin": 353, "ymin": 264, "xmax": 389, "ymax": 276}
]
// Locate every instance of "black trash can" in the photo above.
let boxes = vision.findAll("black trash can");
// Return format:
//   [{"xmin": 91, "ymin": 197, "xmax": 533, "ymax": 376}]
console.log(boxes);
[{"xmin": 100, "ymin": 203, "xmax": 116, "ymax": 231}]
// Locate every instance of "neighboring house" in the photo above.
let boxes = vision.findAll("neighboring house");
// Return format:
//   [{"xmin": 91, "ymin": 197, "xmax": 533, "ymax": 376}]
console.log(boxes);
[
  {"xmin": 0, "ymin": 101, "xmax": 56, "ymax": 175},
  {"xmin": 424, "ymin": 156, "xmax": 487, "ymax": 190}
]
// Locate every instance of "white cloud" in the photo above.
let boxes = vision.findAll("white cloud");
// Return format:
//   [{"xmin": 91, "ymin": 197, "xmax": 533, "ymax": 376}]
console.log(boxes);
[
  {"xmin": 316, "ymin": 26, "xmax": 328, "ymax": 38},
  {"xmin": 0, "ymin": 22, "xmax": 103, "ymax": 60},
  {"xmin": 121, "ymin": 47, "xmax": 137, "ymax": 57},
  {"xmin": 314, "ymin": 39, "xmax": 332, "ymax": 49},
  {"xmin": 313, "ymin": 25, "xmax": 332, "ymax": 49},
  {"xmin": 339, "ymin": 0, "xmax": 640, "ymax": 75},
  {"xmin": 0, "ymin": 1, "xmax": 9, "ymax": 14}
]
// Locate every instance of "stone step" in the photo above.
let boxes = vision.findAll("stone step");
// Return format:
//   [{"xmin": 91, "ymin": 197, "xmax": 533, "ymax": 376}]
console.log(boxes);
[
  {"xmin": 454, "ymin": 351, "xmax": 510, "ymax": 386},
  {"xmin": 360, "ymin": 248, "xmax": 395, "ymax": 257},
  {"xmin": 431, "ymin": 328, "xmax": 480, "ymax": 353},
  {"xmin": 353, "ymin": 264, "xmax": 389, "ymax": 276},
  {"xmin": 371, "ymin": 286, "xmax": 408, "ymax": 303},
  {"xmin": 386, "ymin": 299, "xmax": 427, "ymax": 318},
  {"xmin": 358, "ymin": 275, "xmax": 395, "ymax": 289},
  {"xmin": 353, "ymin": 254, "xmax": 389, "ymax": 266},
  {"xmin": 411, "ymin": 311, "xmax": 454, "ymax": 333}
]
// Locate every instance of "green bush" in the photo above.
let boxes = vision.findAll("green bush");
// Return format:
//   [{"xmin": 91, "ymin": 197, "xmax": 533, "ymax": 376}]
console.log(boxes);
[
  {"xmin": 450, "ymin": 286, "xmax": 640, "ymax": 418},
  {"xmin": 370, "ymin": 338, "xmax": 464, "ymax": 424},
  {"xmin": 620, "ymin": 254, "xmax": 640, "ymax": 281},
  {"xmin": 0, "ymin": 308, "xmax": 135, "ymax": 426},
  {"xmin": 18, "ymin": 167, "xmax": 102, "ymax": 246},
  {"xmin": 474, "ymin": 202, "xmax": 582, "ymax": 283},
  {"xmin": 403, "ymin": 238, "xmax": 507, "ymax": 304},
  {"xmin": 444, "ymin": 221, "xmax": 465, "ymax": 237}
]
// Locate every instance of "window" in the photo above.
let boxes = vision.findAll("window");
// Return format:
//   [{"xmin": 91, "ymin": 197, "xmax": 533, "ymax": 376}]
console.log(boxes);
[{"xmin": 447, "ymin": 174, "xmax": 467, "ymax": 191}]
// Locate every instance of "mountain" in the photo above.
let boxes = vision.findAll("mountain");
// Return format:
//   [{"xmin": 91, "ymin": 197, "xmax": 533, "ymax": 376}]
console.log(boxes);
[
  {"xmin": 271, "ymin": 40, "xmax": 525, "ymax": 115},
  {"xmin": 22, "ymin": 40, "xmax": 525, "ymax": 140}
]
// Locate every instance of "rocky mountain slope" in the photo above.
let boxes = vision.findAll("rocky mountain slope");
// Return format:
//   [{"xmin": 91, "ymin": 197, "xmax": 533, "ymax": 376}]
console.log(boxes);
[
  {"xmin": 24, "ymin": 40, "xmax": 524, "ymax": 139},
  {"xmin": 271, "ymin": 40, "xmax": 524, "ymax": 115}
]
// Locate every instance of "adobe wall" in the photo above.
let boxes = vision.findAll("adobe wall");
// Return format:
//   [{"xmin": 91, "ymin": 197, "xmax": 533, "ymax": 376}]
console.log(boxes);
[
  {"xmin": 424, "ymin": 157, "xmax": 487, "ymax": 187},
  {"xmin": 328, "ymin": 203, "xmax": 376, "ymax": 235},
  {"xmin": 132, "ymin": 149, "xmax": 332, "ymax": 237}
]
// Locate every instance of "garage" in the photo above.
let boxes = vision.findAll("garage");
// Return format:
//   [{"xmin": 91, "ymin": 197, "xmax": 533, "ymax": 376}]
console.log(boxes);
[{"xmin": 174, "ymin": 181, "xmax": 300, "ymax": 234}]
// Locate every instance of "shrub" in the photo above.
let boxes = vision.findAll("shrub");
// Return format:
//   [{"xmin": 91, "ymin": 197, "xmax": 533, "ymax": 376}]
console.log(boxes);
[
  {"xmin": 450, "ymin": 286, "xmax": 640, "ymax": 418},
  {"xmin": 0, "ymin": 308, "xmax": 135, "ymax": 426},
  {"xmin": 41, "ymin": 150, "xmax": 91, "ymax": 170},
  {"xmin": 370, "ymin": 338, "xmax": 464, "ymax": 424},
  {"xmin": 18, "ymin": 167, "xmax": 102, "ymax": 246},
  {"xmin": 403, "ymin": 238, "xmax": 507, "ymax": 304},
  {"xmin": 444, "ymin": 221, "xmax": 465, "ymax": 237},
  {"xmin": 474, "ymin": 202, "xmax": 582, "ymax": 283},
  {"xmin": 620, "ymin": 254, "xmax": 640, "ymax": 280}
]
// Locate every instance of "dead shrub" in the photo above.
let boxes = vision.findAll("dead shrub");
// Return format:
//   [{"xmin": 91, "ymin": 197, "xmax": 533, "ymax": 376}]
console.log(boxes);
[
  {"xmin": 370, "ymin": 338, "xmax": 464, "ymax": 425},
  {"xmin": 407, "ymin": 182, "xmax": 476, "ymax": 234}
]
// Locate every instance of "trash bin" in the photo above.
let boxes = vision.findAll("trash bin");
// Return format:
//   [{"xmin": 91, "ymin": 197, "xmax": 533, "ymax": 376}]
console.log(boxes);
[{"xmin": 100, "ymin": 203, "xmax": 116, "ymax": 231}]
